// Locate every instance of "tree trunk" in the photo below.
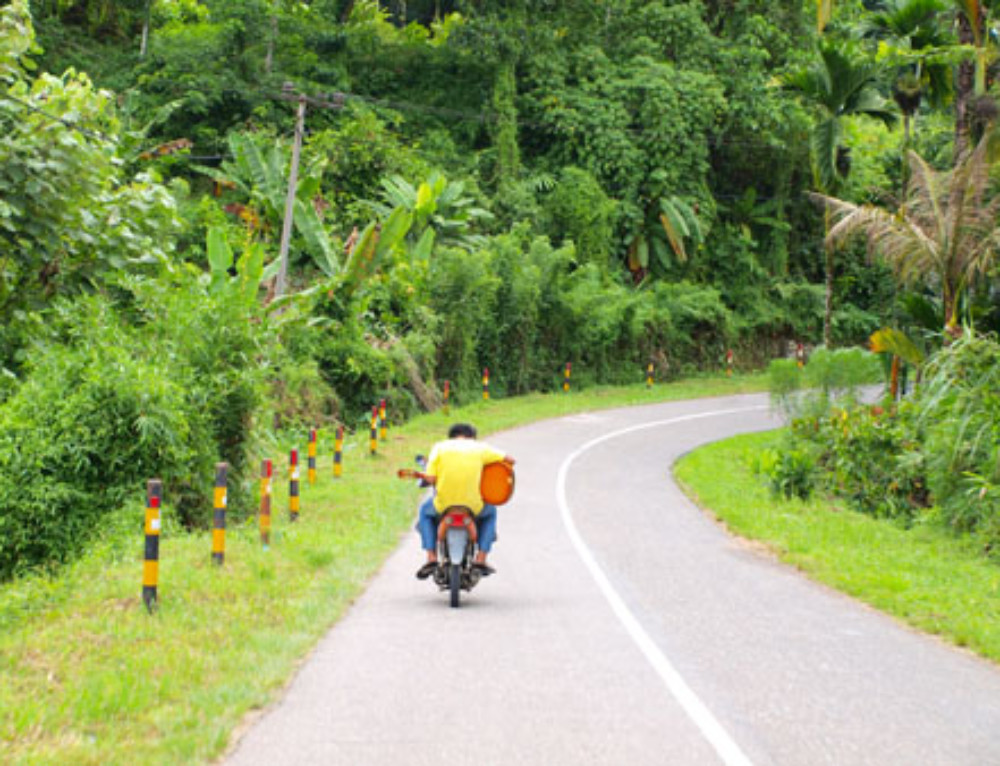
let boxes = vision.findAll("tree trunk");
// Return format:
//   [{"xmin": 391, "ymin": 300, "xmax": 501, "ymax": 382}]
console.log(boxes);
[
  {"xmin": 955, "ymin": 14, "xmax": 976, "ymax": 163},
  {"xmin": 824, "ymin": 243, "xmax": 834, "ymax": 348},
  {"xmin": 139, "ymin": 0, "xmax": 152, "ymax": 58},
  {"xmin": 823, "ymin": 208, "xmax": 833, "ymax": 348},
  {"xmin": 265, "ymin": 14, "xmax": 277, "ymax": 75}
]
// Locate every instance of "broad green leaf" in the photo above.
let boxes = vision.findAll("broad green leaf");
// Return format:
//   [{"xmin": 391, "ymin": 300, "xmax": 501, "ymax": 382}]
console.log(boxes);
[
  {"xmin": 375, "ymin": 207, "xmax": 413, "ymax": 260},
  {"xmin": 412, "ymin": 227, "xmax": 435, "ymax": 262},
  {"xmin": 869, "ymin": 328, "xmax": 925, "ymax": 366},
  {"xmin": 207, "ymin": 227, "xmax": 233, "ymax": 275},
  {"xmin": 293, "ymin": 199, "xmax": 338, "ymax": 276},
  {"xmin": 237, "ymin": 242, "xmax": 265, "ymax": 305}
]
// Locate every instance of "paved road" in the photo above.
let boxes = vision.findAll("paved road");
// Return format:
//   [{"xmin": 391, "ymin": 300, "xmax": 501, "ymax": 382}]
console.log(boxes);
[{"xmin": 224, "ymin": 394, "xmax": 1000, "ymax": 766}]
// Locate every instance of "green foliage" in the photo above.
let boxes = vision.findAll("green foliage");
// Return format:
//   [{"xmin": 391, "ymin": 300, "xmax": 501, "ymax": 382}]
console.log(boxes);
[
  {"xmin": 767, "ymin": 332, "xmax": 1000, "ymax": 553},
  {"xmin": 0, "ymin": 301, "xmax": 210, "ymax": 579},
  {"xmin": 201, "ymin": 131, "xmax": 339, "ymax": 276},
  {"xmin": 1, "ymin": 1, "xmax": 38, "ymax": 82},
  {"xmin": 125, "ymin": 264, "xmax": 273, "ymax": 522},
  {"xmin": 767, "ymin": 358, "xmax": 805, "ymax": 420},
  {"xmin": 309, "ymin": 105, "xmax": 428, "ymax": 228},
  {"xmin": 804, "ymin": 346, "xmax": 883, "ymax": 394},
  {"xmin": 793, "ymin": 401, "xmax": 927, "ymax": 519},
  {"xmin": 540, "ymin": 166, "xmax": 616, "ymax": 270},
  {"xmin": 366, "ymin": 170, "xmax": 492, "ymax": 252},
  {"xmin": 753, "ymin": 442, "xmax": 818, "ymax": 500},
  {"xmin": 918, "ymin": 332, "xmax": 1000, "ymax": 549},
  {"xmin": 0, "ymin": 13, "xmax": 184, "ymax": 372}
]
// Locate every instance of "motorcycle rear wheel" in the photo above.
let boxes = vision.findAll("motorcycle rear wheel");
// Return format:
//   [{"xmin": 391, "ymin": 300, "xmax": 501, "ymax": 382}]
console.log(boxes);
[{"xmin": 449, "ymin": 564, "xmax": 461, "ymax": 608}]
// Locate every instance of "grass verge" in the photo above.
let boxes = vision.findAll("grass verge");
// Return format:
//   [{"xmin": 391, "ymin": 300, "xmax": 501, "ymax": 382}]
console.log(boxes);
[
  {"xmin": 0, "ymin": 374, "xmax": 766, "ymax": 765},
  {"xmin": 674, "ymin": 429, "xmax": 1000, "ymax": 664}
]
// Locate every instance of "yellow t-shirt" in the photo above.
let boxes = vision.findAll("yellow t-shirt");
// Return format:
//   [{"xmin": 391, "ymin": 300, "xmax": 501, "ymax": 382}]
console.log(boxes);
[{"xmin": 427, "ymin": 438, "xmax": 506, "ymax": 514}]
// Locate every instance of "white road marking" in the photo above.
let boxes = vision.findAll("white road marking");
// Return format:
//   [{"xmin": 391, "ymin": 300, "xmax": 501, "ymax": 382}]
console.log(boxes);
[{"xmin": 556, "ymin": 405, "xmax": 768, "ymax": 766}]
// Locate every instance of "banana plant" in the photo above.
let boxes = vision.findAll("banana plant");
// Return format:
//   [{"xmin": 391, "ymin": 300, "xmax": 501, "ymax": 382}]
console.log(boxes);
[
  {"xmin": 627, "ymin": 195, "xmax": 704, "ymax": 276},
  {"xmin": 205, "ymin": 226, "xmax": 273, "ymax": 308},
  {"xmin": 365, "ymin": 171, "xmax": 492, "ymax": 252},
  {"xmin": 336, "ymin": 206, "xmax": 413, "ymax": 301},
  {"xmin": 199, "ymin": 132, "xmax": 339, "ymax": 277}
]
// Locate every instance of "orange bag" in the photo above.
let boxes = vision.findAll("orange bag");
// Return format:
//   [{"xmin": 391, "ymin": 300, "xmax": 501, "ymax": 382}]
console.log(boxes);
[{"xmin": 480, "ymin": 461, "xmax": 515, "ymax": 506}]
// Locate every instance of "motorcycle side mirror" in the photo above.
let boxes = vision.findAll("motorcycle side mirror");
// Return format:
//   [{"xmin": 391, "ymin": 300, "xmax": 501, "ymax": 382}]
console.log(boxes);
[{"xmin": 415, "ymin": 454, "xmax": 426, "ymax": 469}]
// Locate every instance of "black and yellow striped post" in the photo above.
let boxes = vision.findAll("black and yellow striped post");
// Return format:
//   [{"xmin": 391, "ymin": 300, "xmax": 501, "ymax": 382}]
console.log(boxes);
[
  {"xmin": 726, "ymin": 349, "xmax": 734, "ymax": 377},
  {"xmin": 289, "ymin": 449, "xmax": 300, "ymax": 522},
  {"xmin": 646, "ymin": 362, "xmax": 654, "ymax": 389},
  {"xmin": 142, "ymin": 479, "xmax": 162, "ymax": 614},
  {"xmin": 260, "ymin": 459, "xmax": 272, "ymax": 549},
  {"xmin": 482, "ymin": 367, "xmax": 490, "ymax": 401},
  {"xmin": 379, "ymin": 399, "xmax": 388, "ymax": 441},
  {"xmin": 369, "ymin": 406, "xmax": 378, "ymax": 456},
  {"xmin": 308, "ymin": 428, "xmax": 317, "ymax": 486},
  {"xmin": 563, "ymin": 362, "xmax": 572, "ymax": 393},
  {"xmin": 443, "ymin": 380, "xmax": 450, "ymax": 415},
  {"xmin": 211, "ymin": 463, "xmax": 228, "ymax": 566},
  {"xmin": 333, "ymin": 425, "xmax": 344, "ymax": 478}
]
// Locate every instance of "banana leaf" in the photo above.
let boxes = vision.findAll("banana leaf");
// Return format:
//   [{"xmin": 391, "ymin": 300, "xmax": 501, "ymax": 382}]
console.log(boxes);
[{"xmin": 869, "ymin": 327, "xmax": 925, "ymax": 367}]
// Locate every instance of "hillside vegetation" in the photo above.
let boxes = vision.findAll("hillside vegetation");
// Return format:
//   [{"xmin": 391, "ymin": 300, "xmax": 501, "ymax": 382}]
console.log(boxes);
[{"xmin": 2, "ymin": 0, "xmax": 1000, "ymax": 578}]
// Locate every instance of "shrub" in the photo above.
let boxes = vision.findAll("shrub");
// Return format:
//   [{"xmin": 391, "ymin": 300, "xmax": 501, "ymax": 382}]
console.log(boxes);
[
  {"xmin": 541, "ymin": 166, "xmax": 617, "ymax": 270},
  {"xmin": 127, "ymin": 268, "xmax": 270, "ymax": 524},
  {"xmin": 803, "ymin": 346, "xmax": 883, "ymax": 396},
  {"xmin": 918, "ymin": 333, "xmax": 1000, "ymax": 547},
  {"xmin": 0, "ymin": 304, "xmax": 212, "ymax": 579},
  {"xmin": 796, "ymin": 402, "xmax": 927, "ymax": 520},
  {"xmin": 753, "ymin": 442, "xmax": 818, "ymax": 500}
]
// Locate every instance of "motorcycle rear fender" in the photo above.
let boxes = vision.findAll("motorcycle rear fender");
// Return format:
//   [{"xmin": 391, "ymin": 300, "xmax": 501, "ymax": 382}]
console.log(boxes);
[{"xmin": 445, "ymin": 527, "xmax": 468, "ymax": 565}]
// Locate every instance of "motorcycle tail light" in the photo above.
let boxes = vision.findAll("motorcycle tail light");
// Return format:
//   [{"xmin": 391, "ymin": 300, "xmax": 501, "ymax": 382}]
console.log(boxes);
[{"xmin": 448, "ymin": 513, "xmax": 467, "ymax": 527}]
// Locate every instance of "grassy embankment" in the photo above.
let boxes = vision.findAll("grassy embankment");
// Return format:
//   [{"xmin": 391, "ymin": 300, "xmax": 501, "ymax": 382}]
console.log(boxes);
[
  {"xmin": 675, "ymin": 430, "xmax": 1000, "ymax": 664},
  {"xmin": 0, "ymin": 375, "xmax": 766, "ymax": 766}
]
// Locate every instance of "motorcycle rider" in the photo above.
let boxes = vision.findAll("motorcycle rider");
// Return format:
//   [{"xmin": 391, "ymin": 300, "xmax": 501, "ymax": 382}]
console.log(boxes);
[{"xmin": 413, "ymin": 423, "xmax": 515, "ymax": 580}]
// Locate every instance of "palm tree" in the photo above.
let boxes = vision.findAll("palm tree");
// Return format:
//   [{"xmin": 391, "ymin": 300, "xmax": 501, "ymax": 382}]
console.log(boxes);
[
  {"xmin": 859, "ymin": 0, "xmax": 951, "ymax": 140},
  {"xmin": 813, "ymin": 135, "xmax": 1000, "ymax": 332},
  {"xmin": 784, "ymin": 40, "xmax": 897, "ymax": 346}
]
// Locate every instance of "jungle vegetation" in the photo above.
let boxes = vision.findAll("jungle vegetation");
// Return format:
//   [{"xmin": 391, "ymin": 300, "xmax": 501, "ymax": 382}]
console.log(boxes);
[{"xmin": 3, "ymin": 0, "xmax": 1000, "ymax": 576}]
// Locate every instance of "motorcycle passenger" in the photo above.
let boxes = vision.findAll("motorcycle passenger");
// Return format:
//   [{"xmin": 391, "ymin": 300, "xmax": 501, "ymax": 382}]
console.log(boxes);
[{"xmin": 414, "ymin": 423, "xmax": 515, "ymax": 580}]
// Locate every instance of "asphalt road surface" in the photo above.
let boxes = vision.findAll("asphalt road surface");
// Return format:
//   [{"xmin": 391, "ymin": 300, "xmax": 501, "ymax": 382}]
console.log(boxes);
[{"xmin": 224, "ymin": 393, "xmax": 1000, "ymax": 766}]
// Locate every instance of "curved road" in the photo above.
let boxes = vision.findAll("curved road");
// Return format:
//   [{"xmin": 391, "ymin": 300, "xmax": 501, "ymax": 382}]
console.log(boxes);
[{"xmin": 224, "ymin": 394, "xmax": 1000, "ymax": 766}]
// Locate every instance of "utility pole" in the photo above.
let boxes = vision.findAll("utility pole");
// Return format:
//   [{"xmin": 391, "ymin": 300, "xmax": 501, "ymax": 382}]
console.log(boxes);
[
  {"xmin": 272, "ymin": 87, "xmax": 345, "ymax": 299},
  {"xmin": 276, "ymin": 82, "xmax": 306, "ymax": 299}
]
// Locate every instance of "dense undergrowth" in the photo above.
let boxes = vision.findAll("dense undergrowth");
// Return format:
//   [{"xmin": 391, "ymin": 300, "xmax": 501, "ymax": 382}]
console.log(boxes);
[{"xmin": 758, "ymin": 336, "xmax": 1000, "ymax": 560}]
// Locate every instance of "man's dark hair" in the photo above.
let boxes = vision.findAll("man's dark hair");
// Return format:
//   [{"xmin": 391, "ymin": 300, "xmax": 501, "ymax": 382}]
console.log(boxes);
[{"xmin": 448, "ymin": 423, "xmax": 477, "ymax": 439}]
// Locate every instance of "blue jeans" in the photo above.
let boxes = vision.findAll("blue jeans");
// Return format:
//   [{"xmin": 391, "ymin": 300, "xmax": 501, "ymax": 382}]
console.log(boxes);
[{"xmin": 416, "ymin": 494, "xmax": 498, "ymax": 553}]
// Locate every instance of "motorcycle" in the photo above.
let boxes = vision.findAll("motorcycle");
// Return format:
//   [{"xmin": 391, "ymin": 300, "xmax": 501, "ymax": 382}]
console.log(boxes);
[
  {"xmin": 433, "ymin": 505, "xmax": 482, "ymax": 608},
  {"xmin": 398, "ymin": 456, "xmax": 514, "ymax": 608}
]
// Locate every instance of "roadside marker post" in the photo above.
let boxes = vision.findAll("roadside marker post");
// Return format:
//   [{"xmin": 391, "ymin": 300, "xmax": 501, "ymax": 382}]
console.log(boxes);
[
  {"xmin": 289, "ymin": 449, "xmax": 300, "ymax": 522},
  {"xmin": 483, "ymin": 368, "xmax": 490, "ymax": 401},
  {"xmin": 369, "ymin": 406, "xmax": 378, "ymax": 456},
  {"xmin": 379, "ymin": 399, "xmax": 388, "ymax": 441},
  {"xmin": 211, "ymin": 463, "xmax": 228, "ymax": 566},
  {"xmin": 443, "ymin": 380, "xmax": 450, "ymax": 415},
  {"xmin": 796, "ymin": 342, "xmax": 806, "ymax": 368},
  {"xmin": 333, "ymin": 426, "xmax": 344, "ymax": 478},
  {"xmin": 142, "ymin": 479, "xmax": 162, "ymax": 614},
  {"xmin": 646, "ymin": 362, "xmax": 654, "ymax": 389},
  {"xmin": 564, "ymin": 362, "xmax": 572, "ymax": 393},
  {"xmin": 308, "ymin": 428, "xmax": 317, "ymax": 485},
  {"xmin": 260, "ymin": 459, "xmax": 272, "ymax": 549},
  {"xmin": 726, "ymin": 349, "xmax": 734, "ymax": 377}
]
